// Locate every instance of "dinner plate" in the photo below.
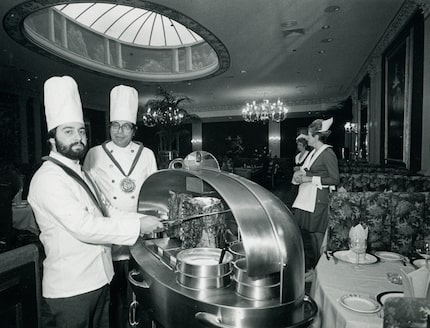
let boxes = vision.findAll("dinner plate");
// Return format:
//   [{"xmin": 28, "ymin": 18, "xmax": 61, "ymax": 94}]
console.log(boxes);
[
  {"xmin": 376, "ymin": 291, "xmax": 404, "ymax": 305},
  {"xmin": 339, "ymin": 294, "xmax": 382, "ymax": 313},
  {"xmin": 413, "ymin": 259, "xmax": 428, "ymax": 268},
  {"xmin": 332, "ymin": 250, "xmax": 378, "ymax": 264},
  {"xmin": 374, "ymin": 251, "xmax": 403, "ymax": 262}
]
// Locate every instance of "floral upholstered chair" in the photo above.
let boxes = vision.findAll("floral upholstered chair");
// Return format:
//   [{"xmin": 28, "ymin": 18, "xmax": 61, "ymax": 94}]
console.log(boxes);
[
  {"xmin": 360, "ymin": 192, "xmax": 391, "ymax": 252},
  {"xmin": 383, "ymin": 297, "xmax": 430, "ymax": 328},
  {"xmin": 327, "ymin": 191, "xmax": 427, "ymax": 256},
  {"xmin": 389, "ymin": 192, "xmax": 425, "ymax": 255},
  {"xmin": 327, "ymin": 192, "xmax": 362, "ymax": 250}
]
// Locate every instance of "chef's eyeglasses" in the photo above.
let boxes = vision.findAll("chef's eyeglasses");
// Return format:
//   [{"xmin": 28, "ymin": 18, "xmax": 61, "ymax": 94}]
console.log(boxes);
[{"xmin": 110, "ymin": 122, "xmax": 136, "ymax": 133}]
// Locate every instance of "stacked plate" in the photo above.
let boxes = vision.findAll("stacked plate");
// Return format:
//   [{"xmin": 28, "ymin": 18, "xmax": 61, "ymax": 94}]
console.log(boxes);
[
  {"xmin": 376, "ymin": 291, "xmax": 404, "ymax": 305},
  {"xmin": 332, "ymin": 250, "xmax": 378, "ymax": 264},
  {"xmin": 374, "ymin": 251, "xmax": 404, "ymax": 262},
  {"xmin": 338, "ymin": 294, "xmax": 381, "ymax": 313}
]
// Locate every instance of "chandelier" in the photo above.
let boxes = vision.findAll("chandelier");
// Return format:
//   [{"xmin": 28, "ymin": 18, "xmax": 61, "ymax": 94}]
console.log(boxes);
[
  {"xmin": 242, "ymin": 99, "xmax": 288, "ymax": 123},
  {"xmin": 142, "ymin": 87, "xmax": 190, "ymax": 127}
]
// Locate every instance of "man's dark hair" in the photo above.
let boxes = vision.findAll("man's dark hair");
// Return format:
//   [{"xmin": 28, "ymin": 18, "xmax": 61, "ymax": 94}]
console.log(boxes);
[{"xmin": 46, "ymin": 128, "xmax": 57, "ymax": 150}]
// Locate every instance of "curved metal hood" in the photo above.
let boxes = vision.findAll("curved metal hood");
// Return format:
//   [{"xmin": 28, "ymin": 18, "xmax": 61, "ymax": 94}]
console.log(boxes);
[{"xmin": 138, "ymin": 168, "xmax": 304, "ymax": 280}]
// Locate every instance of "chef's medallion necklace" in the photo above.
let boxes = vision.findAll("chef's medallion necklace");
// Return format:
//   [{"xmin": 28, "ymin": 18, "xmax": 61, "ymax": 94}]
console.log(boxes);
[{"xmin": 102, "ymin": 142, "xmax": 144, "ymax": 193}]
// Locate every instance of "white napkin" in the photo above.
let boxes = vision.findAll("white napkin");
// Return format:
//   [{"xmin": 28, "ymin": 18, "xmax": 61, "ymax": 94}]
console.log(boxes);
[
  {"xmin": 349, "ymin": 224, "xmax": 368, "ymax": 240},
  {"xmin": 401, "ymin": 267, "xmax": 430, "ymax": 298}
]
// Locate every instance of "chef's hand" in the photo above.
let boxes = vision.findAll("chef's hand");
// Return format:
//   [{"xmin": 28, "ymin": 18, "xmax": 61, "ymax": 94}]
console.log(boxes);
[{"xmin": 139, "ymin": 215, "xmax": 164, "ymax": 236}]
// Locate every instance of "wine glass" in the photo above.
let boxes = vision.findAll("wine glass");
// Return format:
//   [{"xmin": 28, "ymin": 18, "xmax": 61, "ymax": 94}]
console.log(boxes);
[
  {"xmin": 415, "ymin": 239, "xmax": 430, "ymax": 268},
  {"xmin": 349, "ymin": 237, "xmax": 367, "ymax": 270}
]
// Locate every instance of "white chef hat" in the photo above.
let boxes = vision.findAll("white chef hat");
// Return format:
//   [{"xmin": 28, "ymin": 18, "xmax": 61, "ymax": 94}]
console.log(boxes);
[
  {"xmin": 44, "ymin": 76, "xmax": 83, "ymax": 132},
  {"xmin": 296, "ymin": 133, "xmax": 308, "ymax": 141},
  {"xmin": 110, "ymin": 85, "xmax": 138, "ymax": 124},
  {"xmin": 318, "ymin": 117, "xmax": 333, "ymax": 132}
]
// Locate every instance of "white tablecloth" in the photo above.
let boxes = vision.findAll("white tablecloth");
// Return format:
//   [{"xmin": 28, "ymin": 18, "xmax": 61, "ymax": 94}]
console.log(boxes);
[
  {"xmin": 12, "ymin": 203, "xmax": 39, "ymax": 235},
  {"xmin": 310, "ymin": 253, "xmax": 414, "ymax": 328}
]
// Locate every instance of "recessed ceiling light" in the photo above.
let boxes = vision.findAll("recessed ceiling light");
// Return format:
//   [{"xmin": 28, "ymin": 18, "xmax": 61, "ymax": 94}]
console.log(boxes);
[
  {"xmin": 280, "ymin": 20, "xmax": 298, "ymax": 29},
  {"xmin": 240, "ymin": 70, "xmax": 247, "ymax": 74},
  {"xmin": 324, "ymin": 6, "xmax": 340, "ymax": 13},
  {"xmin": 187, "ymin": 82, "xmax": 192, "ymax": 86},
  {"xmin": 321, "ymin": 38, "xmax": 334, "ymax": 43},
  {"xmin": 318, "ymin": 50, "xmax": 326, "ymax": 54},
  {"xmin": 321, "ymin": 25, "xmax": 331, "ymax": 30},
  {"xmin": 317, "ymin": 68, "xmax": 323, "ymax": 72}
]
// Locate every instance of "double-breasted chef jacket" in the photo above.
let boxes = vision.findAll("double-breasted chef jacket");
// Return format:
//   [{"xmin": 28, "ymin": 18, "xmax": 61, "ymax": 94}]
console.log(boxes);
[
  {"xmin": 84, "ymin": 141, "xmax": 157, "ymax": 213},
  {"xmin": 28, "ymin": 151, "xmax": 141, "ymax": 299},
  {"xmin": 83, "ymin": 141, "xmax": 157, "ymax": 260}
]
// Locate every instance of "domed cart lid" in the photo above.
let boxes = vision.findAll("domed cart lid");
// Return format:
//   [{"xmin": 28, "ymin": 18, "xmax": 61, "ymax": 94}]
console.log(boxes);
[{"xmin": 138, "ymin": 152, "xmax": 304, "ymax": 302}]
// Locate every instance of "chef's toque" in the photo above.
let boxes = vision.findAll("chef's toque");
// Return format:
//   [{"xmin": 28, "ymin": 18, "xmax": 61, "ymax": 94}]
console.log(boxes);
[
  {"xmin": 110, "ymin": 85, "xmax": 138, "ymax": 124},
  {"xmin": 44, "ymin": 76, "xmax": 84, "ymax": 132}
]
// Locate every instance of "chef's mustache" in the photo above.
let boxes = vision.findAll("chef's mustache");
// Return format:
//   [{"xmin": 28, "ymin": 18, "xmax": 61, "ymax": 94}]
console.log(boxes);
[{"xmin": 71, "ymin": 141, "xmax": 85, "ymax": 147}]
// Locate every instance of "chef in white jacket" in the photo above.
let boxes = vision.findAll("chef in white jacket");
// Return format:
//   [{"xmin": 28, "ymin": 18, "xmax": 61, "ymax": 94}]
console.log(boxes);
[
  {"xmin": 83, "ymin": 85, "xmax": 157, "ymax": 328},
  {"xmin": 28, "ymin": 76, "xmax": 163, "ymax": 328}
]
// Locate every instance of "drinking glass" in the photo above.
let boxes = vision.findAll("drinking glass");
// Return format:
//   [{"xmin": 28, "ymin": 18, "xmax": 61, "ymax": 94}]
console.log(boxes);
[
  {"xmin": 349, "ymin": 237, "xmax": 367, "ymax": 270},
  {"xmin": 415, "ymin": 239, "xmax": 430, "ymax": 268}
]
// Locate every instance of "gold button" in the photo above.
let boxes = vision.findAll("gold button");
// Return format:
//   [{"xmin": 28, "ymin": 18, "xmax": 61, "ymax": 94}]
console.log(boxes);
[
  {"xmin": 131, "ymin": 196, "xmax": 135, "ymax": 199},
  {"xmin": 113, "ymin": 196, "xmax": 117, "ymax": 200},
  {"xmin": 112, "ymin": 180, "xmax": 115, "ymax": 183}
]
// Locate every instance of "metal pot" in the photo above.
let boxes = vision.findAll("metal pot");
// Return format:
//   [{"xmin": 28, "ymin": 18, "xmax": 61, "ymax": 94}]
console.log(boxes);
[
  {"xmin": 228, "ymin": 242, "xmax": 246, "ymax": 260},
  {"xmin": 176, "ymin": 271, "xmax": 232, "ymax": 290},
  {"xmin": 233, "ymin": 258, "xmax": 280, "ymax": 287},
  {"xmin": 176, "ymin": 248, "xmax": 233, "ymax": 277},
  {"xmin": 233, "ymin": 278, "xmax": 280, "ymax": 301}
]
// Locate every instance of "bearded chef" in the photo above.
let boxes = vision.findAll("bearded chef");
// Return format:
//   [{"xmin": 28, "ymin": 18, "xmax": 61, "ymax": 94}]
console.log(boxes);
[
  {"xmin": 83, "ymin": 84, "xmax": 157, "ymax": 328},
  {"xmin": 28, "ymin": 76, "xmax": 163, "ymax": 328}
]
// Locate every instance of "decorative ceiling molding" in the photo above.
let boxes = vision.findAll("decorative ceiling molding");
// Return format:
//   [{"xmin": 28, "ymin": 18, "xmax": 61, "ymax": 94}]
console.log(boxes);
[
  {"xmin": 367, "ymin": 56, "xmax": 382, "ymax": 79},
  {"xmin": 413, "ymin": 0, "xmax": 430, "ymax": 18},
  {"xmin": 351, "ymin": 0, "xmax": 417, "ymax": 88},
  {"xmin": 4, "ymin": 0, "xmax": 231, "ymax": 83}
]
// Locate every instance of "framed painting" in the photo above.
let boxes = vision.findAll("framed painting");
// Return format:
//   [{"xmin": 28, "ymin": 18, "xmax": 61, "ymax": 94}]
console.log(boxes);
[{"xmin": 384, "ymin": 27, "xmax": 414, "ymax": 169}]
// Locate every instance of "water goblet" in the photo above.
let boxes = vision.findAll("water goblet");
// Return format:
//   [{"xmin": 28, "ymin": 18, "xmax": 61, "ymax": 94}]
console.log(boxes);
[
  {"xmin": 415, "ymin": 239, "xmax": 430, "ymax": 268},
  {"xmin": 349, "ymin": 237, "xmax": 367, "ymax": 270}
]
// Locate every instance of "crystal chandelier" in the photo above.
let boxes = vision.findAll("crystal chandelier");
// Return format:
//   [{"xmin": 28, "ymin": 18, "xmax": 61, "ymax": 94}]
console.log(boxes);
[
  {"xmin": 142, "ymin": 87, "xmax": 190, "ymax": 127},
  {"xmin": 142, "ymin": 106, "xmax": 188, "ymax": 127},
  {"xmin": 242, "ymin": 99, "xmax": 288, "ymax": 123}
]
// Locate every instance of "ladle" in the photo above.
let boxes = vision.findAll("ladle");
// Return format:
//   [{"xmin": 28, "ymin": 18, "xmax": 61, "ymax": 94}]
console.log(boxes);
[{"xmin": 218, "ymin": 246, "xmax": 229, "ymax": 264}]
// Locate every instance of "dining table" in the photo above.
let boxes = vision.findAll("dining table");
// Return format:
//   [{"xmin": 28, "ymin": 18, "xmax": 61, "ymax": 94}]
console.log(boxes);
[
  {"xmin": 12, "ymin": 201, "xmax": 39, "ymax": 235},
  {"xmin": 310, "ymin": 250, "xmax": 416, "ymax": 328}
]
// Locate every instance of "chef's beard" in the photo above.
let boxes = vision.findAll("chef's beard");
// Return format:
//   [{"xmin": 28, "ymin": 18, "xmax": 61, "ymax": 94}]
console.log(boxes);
[{"xmin": 55, "ymin": 138, "xmax": 88, "ymax": 161}]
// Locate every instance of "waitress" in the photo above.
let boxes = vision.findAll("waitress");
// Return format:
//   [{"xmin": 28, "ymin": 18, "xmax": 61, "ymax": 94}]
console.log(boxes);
[
  {"xmin": 290, "ymin": 134, "xmax": 311, "ymax": 204},
  {"xmin": 292, "ymin": 118, "xmax": 339, "ymax": 280}
]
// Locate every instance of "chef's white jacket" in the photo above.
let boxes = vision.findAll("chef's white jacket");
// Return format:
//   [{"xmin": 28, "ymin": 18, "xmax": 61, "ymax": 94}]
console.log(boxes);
[
  {"xmin": 28, "ymin": 151, "xmax": 141, "ymax": 298},
  {"xmin": 83, "ymin": 141, "xmax": 157, "ymax": 260}
]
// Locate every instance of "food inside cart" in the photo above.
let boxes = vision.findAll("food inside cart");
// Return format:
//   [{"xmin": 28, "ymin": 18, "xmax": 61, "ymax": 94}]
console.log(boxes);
[{"xmin": 166, "ymin": 190, "xmax": 227, "ymax": 249}]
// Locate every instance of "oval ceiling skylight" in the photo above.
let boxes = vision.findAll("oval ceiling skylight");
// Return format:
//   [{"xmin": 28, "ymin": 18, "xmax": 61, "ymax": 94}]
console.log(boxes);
[
  {"xmin": 4, "ymin": 1, "xmax": 230, "ymax": 82},
  {"xmin": 54, "ymin": 3, "xmax": 203, "ymax": 47}
]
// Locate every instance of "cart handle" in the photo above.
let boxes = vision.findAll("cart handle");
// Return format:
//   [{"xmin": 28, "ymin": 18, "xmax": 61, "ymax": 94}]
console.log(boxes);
[{"xmin": 195, "ymin": 295, "xmax": 318, "ymax": 328}]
